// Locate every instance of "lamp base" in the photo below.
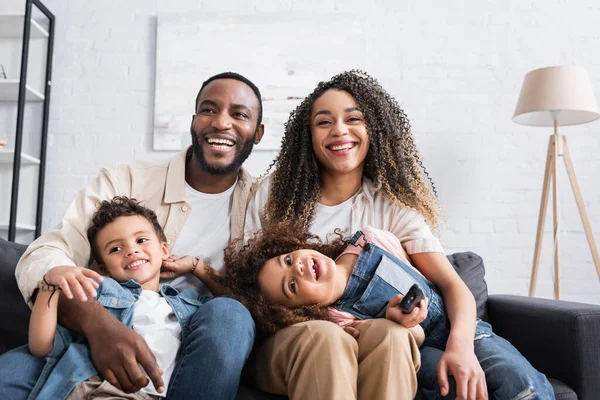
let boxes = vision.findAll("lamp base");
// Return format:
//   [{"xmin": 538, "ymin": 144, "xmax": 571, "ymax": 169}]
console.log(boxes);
[{"xmin": 529, "ymin": 132, "xmax": 600, "ymax": 299}]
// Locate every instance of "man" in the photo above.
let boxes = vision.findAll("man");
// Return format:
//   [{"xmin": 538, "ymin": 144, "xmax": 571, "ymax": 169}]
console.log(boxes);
[{"xmin": 0, "ymin": 72, "xmax": 262, "ymax": 399}]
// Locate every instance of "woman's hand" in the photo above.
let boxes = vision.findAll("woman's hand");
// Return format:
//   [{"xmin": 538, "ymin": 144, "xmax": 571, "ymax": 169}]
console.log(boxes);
[
  {"xmin": 44, "ymin": 266, "xmax": 103, "ymax": 301},
  {"xmin": 160, "ymin": 254, "xmax": 197, "ymax": 279},
  {"xmin": 438, "ymin": 346, "xmax": 488, "ymax": 400},
  {"xmin": 385, "ymin": 294, "xmax": 428, "ymax": 328}
]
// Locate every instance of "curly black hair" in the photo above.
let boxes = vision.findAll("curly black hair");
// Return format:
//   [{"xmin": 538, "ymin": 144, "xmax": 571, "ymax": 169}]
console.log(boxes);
[
  {"xmin": 218, "ymin": 223, "xmax": 347, "ymax": 335},
  {"xmin": 263, "ymin": 70, "xmax": 441, "ymax": 232}
]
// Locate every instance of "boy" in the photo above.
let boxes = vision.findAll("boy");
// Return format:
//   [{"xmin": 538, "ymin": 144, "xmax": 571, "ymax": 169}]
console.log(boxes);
[{"xmin": 29, "ymin": 196, "xmax": 207, "ymax": 400}]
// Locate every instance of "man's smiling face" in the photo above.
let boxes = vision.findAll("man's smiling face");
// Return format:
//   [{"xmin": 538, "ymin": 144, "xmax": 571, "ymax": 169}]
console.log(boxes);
[{"xmin": 190, "ymin": 78, "xmax": 264, "ymax": 175}]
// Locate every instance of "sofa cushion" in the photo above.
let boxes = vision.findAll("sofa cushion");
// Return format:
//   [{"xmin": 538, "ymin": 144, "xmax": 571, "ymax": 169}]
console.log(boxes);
[
  {"xmin": 447, "ymin": 252, "xmax": 488, "ymax": 320},
  {"xmin": 0, "ymin": 238, "xmax": 31, "ymax": 354}
]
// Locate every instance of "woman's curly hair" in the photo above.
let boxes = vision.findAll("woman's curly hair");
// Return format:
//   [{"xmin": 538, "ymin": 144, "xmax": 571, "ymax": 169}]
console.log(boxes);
[
  {"xmin": 217, "ymin": 223, "xmax": 347, "ymax": 335},
  {"xmin": 263, "ymin": 69, "xmax": 442, "ymax": 232}
]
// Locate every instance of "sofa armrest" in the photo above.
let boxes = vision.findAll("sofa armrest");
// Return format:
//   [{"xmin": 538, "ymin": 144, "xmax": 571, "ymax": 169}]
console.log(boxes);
[{"xmin": 487, "ymin": 294, "xmax": 600, "ymax": 400}]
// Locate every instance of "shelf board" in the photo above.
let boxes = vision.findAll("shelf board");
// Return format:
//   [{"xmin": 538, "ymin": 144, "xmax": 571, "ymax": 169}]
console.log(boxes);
[
  {"xmin": 0, "ymin": 149, "xmax": 41, "ymax": 165},
  {"xmin": 0, "ymin": 222, "xmax": 36, "ymax": 231},
  {"xmin": 0, "ymin": 80, "xmax": 44, "ymax": 101},
  {"xmin": 0, "ymin": 14, "xmax": 49, "ymax": 38}
]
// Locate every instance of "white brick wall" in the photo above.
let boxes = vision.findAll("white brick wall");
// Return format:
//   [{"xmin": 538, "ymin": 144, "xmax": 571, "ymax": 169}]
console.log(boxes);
[{"xmin": 1, "ymin": 0, "xmax": 599, "ymax": 303}]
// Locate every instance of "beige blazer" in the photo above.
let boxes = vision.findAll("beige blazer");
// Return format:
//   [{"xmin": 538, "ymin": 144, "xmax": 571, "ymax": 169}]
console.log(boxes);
[{"xmin": 16, "ymin": 147, "xmax": 253, "ymax": 306}]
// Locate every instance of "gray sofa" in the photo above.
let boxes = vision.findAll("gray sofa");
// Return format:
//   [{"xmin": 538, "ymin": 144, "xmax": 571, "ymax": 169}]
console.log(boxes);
[{"xmin": 1, "ymin": 238, "xmax": 599, "ymax": 399}]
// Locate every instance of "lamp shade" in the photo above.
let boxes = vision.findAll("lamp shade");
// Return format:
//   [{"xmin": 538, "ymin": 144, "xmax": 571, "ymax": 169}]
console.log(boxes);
[{"xmin": 513, "ymin": 66, "xmax": 600, "ymax": 126}]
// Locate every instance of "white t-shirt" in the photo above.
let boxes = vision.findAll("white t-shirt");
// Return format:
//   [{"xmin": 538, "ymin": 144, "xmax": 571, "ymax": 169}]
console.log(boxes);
[
  {"xmin": 133, "ymin": 290, "xmax": 181, "ymax": 398},
  {"xmin": 168, "ymin": 181, "xmax": 235, "ymax": 296},
  {"xmin": 310, "ymin": 195, "xmax": 356, "ymax": 241}
]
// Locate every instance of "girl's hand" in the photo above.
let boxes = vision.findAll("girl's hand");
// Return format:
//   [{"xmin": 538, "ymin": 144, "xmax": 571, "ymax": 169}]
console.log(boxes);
[
  {"xmin": 44, "ymin": 266, "xmax": 103, "ymax": 302},
  {"xmin": 161, "ymin": 255, "xmax": 196, "ymax": 279},
  {"xmin": 438, "ymin": 347, "xmax": 487, "ymax": 399},
  {"xmin": 385, "ymin": 295, "xmax": 428, "ymax": 328}
]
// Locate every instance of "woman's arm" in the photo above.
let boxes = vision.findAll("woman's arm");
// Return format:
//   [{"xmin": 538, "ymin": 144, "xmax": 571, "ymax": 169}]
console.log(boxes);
[{"xmin": 411, "ymin": 252, "xmax": 487, "ymax": 399}]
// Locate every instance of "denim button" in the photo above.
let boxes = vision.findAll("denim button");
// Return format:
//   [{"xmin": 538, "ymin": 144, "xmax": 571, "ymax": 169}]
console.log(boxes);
[
  {"xmin": 111, "ymin": 299, "xmax": 117, "ymax": 306},
  {"xmin": 178, "ymin": 311, "xmax": 183, "ymax": 318},
  {"xmin": 71, "ymin": 378, "xmax": 77, "ymax": 382}
]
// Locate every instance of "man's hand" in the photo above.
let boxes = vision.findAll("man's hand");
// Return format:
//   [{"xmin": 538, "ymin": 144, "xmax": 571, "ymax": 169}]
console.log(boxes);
[
  {"xmin": 87, "ymin": 318, "xmax": 165, "ymax": 393},
  {"xmin": 437, "ymin": 347, "xmax": 488, "ymax": 400},
  {"xmin": 45, "ymin": 265, "xmax": 103, "ymax": 301},
  {"xmin": 161, "ymin": 254, "xmax": 196, "ymax": 279},
  {"xmin": 385, "ymin": 295, "xmax": 428, "ymax": 328}
]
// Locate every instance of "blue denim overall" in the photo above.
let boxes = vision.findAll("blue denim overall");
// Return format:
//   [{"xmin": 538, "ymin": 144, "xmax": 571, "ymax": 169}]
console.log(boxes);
[{"xmin": 335, "ymin": 231, "xmax": 554, "ymax": 400}]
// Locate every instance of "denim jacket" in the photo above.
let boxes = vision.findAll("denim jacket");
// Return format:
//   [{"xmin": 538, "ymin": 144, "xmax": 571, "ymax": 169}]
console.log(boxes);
[{"xmin": 30, "ymin": 278, "xmax": 203, "ymax": 400}]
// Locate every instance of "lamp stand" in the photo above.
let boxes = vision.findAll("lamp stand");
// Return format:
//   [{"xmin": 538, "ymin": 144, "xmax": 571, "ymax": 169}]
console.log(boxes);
[{"xmin": 529, "ymin": 121, "xmax": 600, "ymax": 299}]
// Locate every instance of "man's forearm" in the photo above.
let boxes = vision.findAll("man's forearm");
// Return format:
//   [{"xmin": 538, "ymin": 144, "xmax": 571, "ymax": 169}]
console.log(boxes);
[{"xmin": 57, "ymin": 291, "xmax": 117, "ymax": 335}]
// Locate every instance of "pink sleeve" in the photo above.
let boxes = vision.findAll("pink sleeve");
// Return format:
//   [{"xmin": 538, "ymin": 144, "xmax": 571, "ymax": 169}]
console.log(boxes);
[{"xmin": 362, "ymin": 226, "xmax": 412, "ymax": 265}]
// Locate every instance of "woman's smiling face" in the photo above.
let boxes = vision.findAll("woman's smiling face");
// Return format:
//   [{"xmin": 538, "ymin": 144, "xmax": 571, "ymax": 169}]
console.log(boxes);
[{"xmin": 310, "ymin": 89, "xmax": 369, "ymax": 176}]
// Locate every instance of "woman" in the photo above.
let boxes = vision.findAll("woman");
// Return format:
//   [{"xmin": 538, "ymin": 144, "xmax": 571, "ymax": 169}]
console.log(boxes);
[{"xmin": 245, "ymin": 70, "xmax": 552, "ymax": 399}]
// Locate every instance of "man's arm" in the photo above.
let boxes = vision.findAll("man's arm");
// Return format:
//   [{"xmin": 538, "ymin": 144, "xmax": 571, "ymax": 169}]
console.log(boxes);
[{"xmin": 58, "ymin": 293, "xmax": 165, "ymax": 394}]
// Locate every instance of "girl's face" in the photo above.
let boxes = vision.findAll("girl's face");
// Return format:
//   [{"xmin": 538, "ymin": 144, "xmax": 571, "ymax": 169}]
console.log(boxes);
[
  {"xmin": 258, "ymin": 249, "xmax": 340, "ymax": 307},
  {"xmin": 310, "ymin": 89, "xmax": 369, "ymax": 177}
]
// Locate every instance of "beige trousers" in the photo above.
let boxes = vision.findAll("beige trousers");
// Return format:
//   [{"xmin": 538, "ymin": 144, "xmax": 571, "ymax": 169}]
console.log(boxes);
[
  {"xmin": 248, "ymin": 319, "xmax": 421, "ymax": 400},
  {"xmin": 66, "ymin": 376, "xmax": 160, "ymax": 400}
]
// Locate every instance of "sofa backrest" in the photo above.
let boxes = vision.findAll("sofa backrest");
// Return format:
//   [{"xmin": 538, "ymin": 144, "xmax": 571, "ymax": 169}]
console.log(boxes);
[{"xmin": 0, "ymin": 238, "xmax": 31, "ymax": 354}]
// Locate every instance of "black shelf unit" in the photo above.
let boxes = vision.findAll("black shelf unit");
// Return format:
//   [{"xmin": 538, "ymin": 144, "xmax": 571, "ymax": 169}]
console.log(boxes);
[{"xmin": 1, "ymin": 0, "xmax": 54, "ymax": 242}]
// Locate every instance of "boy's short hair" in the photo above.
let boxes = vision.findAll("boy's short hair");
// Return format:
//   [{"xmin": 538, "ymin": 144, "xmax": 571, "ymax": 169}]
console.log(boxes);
[{"xmin": 87, "ymin": 196, "xmax": 167, "ymax": 265}]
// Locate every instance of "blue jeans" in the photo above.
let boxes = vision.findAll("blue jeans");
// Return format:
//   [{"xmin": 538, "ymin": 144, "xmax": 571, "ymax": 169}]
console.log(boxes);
[
  {"xmin": 0, "ymin": 297, "xmax": 255, "ymax": 400},
  {"xmin": 417, "ymin": 338, "xmax": 555, "ymax": 399},
  {"xmin": 167, "ymin": 297, "xmax": 255, "ymax": 400}
]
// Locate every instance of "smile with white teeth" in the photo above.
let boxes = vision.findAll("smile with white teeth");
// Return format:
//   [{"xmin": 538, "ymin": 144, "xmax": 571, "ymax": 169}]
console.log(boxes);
[
  {"xmin": 310, "ymin": 259, "xmax": 319, "ymax": 280},
  {"xmin": 207, "ymin": 138, "xmax": 235, "ymax": 148},
  {"xmin": 328, "ymin": 143, "xmax": 355, "ymax": 151},
  {"xmin": 125, "ymin": 259, "xmax": 147, "ymax": 270}
]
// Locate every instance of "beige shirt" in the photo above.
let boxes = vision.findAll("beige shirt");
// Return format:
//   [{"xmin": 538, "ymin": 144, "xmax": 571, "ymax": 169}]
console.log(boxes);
[
  {"xmin": 16, "ymin": 148, "xmax": 253, "ymax": 306},
  {"xmin": 245, "ymin": 174, "xmax": 444, "ymax": 255}
]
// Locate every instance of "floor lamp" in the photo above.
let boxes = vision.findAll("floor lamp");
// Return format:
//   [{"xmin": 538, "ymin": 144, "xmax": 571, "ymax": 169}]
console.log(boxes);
[{"xmin": 513, "ymin": 66, "xmax": 600, "ymax": 300}]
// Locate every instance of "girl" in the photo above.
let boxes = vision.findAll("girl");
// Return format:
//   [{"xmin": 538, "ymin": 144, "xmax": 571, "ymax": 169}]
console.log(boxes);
[{"xmin": 224, "ymin": 224, "xmax": 554, "ymax": 400}]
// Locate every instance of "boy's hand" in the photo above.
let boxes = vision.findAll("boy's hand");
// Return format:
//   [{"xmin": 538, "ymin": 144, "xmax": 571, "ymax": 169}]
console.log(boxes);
[
  {"xmin": 44, "ymin": 266, "xmax": 103, "ymax": 302},
  {"xmin": 161, "ymin": 255, "xmax": 197, "ymax": 279},
  {"xmin": 386, "ymin": 295, "xmax": 428, "ymax": 328}
]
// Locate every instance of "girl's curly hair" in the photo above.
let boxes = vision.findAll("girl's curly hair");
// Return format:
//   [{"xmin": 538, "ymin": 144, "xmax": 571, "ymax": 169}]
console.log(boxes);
[
  {"xmin": 218, "ymin": 223, "xmax": 347, "ymax": 335},
  {"xmin": 263, "ymin": 70, "xmax": 442, "ymax": 232}
]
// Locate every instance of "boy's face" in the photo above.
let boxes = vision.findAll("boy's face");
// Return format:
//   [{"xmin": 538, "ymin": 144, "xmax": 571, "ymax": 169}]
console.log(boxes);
[
  {"xmin": 258, "ymin": 249, "xmax": 339, "ymax": 307},
  {"xmin": 95, "ymin": 215, "xmax": 168, "ymax": 290}
]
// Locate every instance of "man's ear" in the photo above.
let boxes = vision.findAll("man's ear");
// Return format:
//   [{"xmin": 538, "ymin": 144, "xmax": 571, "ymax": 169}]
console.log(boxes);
[
  {"xmin": 254, "ymin": 124, "xmax": 265, "ymax": 145},
  {"xmin": 161, "ymin": 242, "xmax": 170, "ymax": 260}
]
